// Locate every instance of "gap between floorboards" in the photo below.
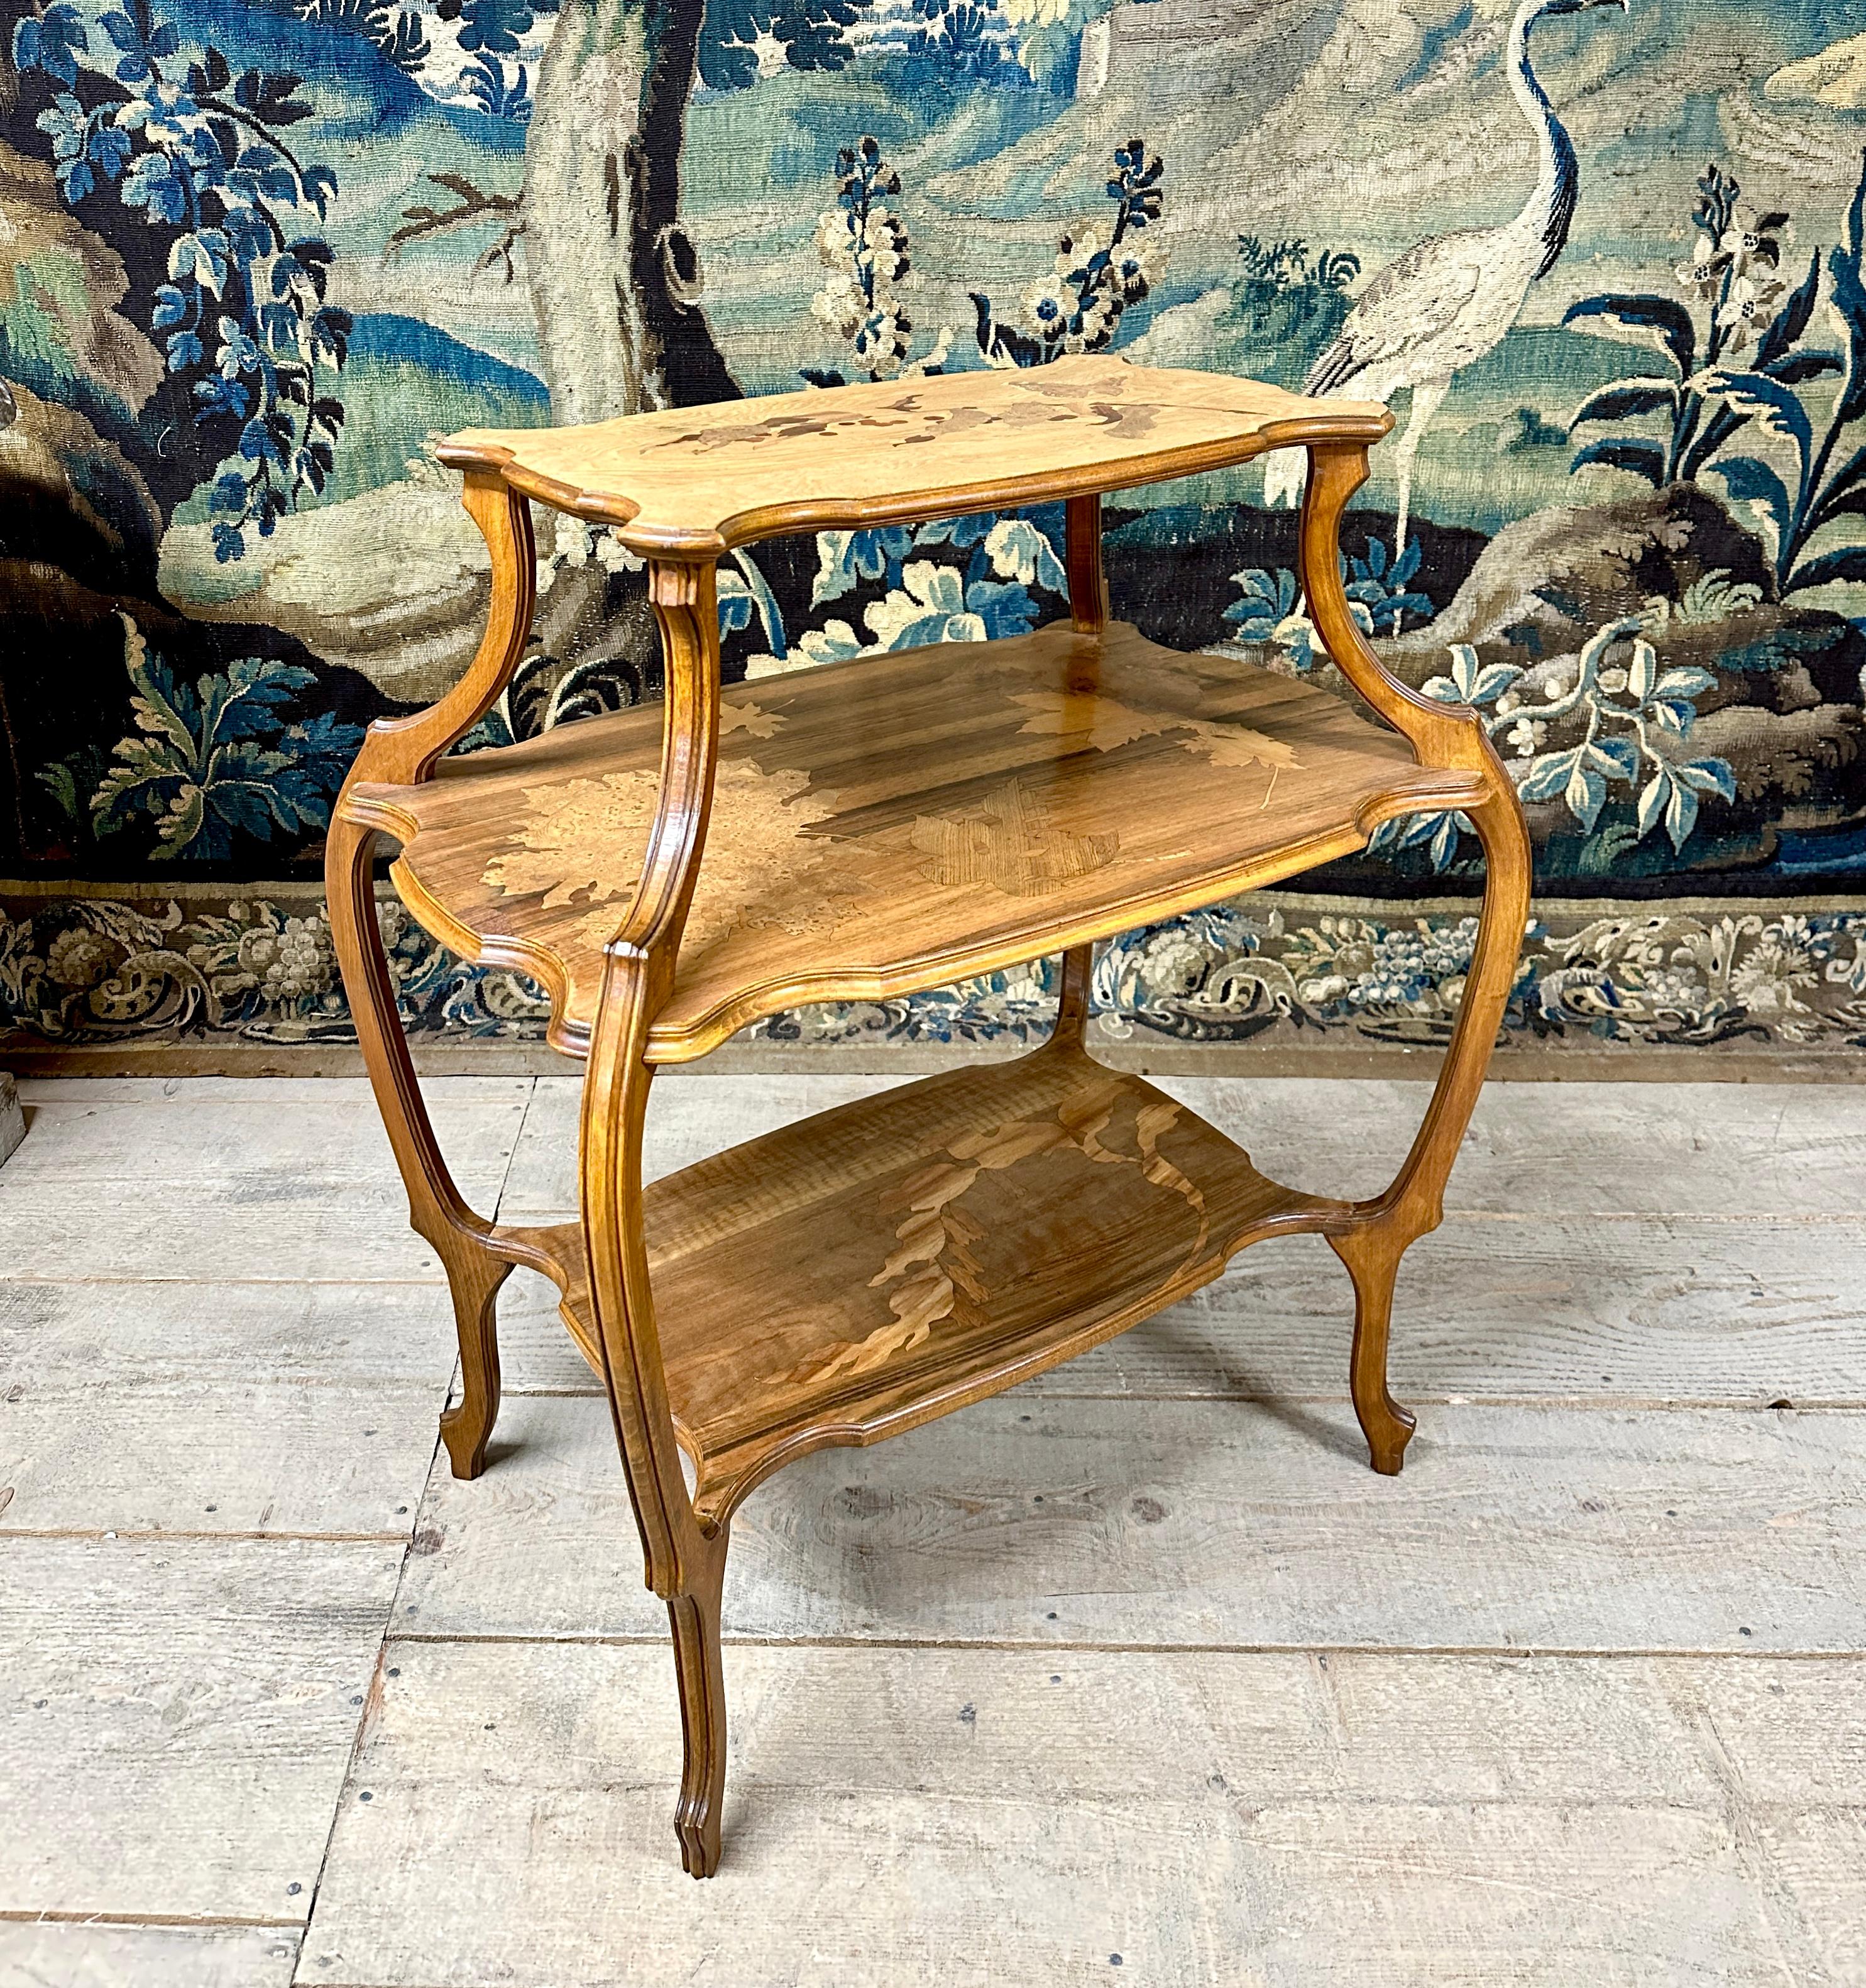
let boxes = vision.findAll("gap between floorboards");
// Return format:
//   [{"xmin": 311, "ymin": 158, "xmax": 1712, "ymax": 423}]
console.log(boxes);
[{"xmin": 378, "ymin": 1632, "xmax": 1866, "ymax": 1661}]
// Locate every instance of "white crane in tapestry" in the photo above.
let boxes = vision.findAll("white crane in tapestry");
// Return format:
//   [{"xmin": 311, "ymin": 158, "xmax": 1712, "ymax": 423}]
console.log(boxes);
[{"xmin": 1263, "ymin": 0, "xmax": 1627, "ymax": 556}]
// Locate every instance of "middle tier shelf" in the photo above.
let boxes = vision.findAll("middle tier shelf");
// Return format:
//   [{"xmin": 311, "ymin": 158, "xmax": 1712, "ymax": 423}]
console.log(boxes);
[{"xmin": 347, "ymin": 618, "xmax": 1484, "ymax": 1062}]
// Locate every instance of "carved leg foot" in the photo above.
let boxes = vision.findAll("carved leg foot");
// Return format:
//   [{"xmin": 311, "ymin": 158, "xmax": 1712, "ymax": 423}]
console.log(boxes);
[
  {"xmin": 668, "ymin": 1532, "xmax": 730, "ymax": 1878},
  {"xmin": 1329, "ymin": 1226, "xmax": 1417, "ymax": 1476},
  {"xmin": 437, "ymin": 1250, "xmax": 513, "ymax": 1479}
]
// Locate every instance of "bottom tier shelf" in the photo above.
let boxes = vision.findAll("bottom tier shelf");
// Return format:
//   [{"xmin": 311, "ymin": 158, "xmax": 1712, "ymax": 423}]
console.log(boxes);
[{"xmin": 518, "ymin": 1042, "xmax": 1344, "ymax": 1521}]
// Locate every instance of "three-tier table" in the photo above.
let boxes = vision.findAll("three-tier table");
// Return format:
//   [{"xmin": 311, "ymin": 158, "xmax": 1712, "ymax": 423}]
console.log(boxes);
[{"xmin": 327, "ymin": 354, "xmax": 1531, "ymax": 1877}]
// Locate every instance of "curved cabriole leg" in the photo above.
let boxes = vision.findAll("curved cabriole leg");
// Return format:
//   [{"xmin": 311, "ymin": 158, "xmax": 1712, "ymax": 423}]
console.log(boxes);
[
  {"xmin": 578, "ymin": 557, "xmax": 735, "ymax": 1874},
  {"xmin": 669, "ymin": 1527, "xmax": 731, "ymax": 1877},
  {"xmin": 1328, "ymin": 1226, "xmax": 1415, "ymax": 1475},
  {"xmin": 326, "ymin": 811, "xmax": 514, "ymax": 1479},
  {"xmin": 1298, "ymin": 445, "xmax": 1534, "ymax": 1475},
  {"xmin": 326, "ymin": 477, "xmax": 535, "ymax": 1481},
  {"xmin": 584, "ymin": 1018, "xmax": 734, "ymax": 1877},
  {"xmin": 1332, "ymin": 780, "xmax": 1531, "ymax": 1471}
]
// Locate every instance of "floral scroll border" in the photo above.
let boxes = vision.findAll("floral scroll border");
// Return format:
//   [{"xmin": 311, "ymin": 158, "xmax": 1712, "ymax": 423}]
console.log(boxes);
[{"xmin": 5, "ymin": 883, "xmax": 1866, "ymax": 1058}]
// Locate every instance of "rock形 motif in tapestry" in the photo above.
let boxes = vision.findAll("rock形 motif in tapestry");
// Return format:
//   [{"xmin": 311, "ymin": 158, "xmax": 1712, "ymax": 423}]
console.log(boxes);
[{"xmin": 4, "ymin": 0, "xmax": 1864, "ymax": 1055}]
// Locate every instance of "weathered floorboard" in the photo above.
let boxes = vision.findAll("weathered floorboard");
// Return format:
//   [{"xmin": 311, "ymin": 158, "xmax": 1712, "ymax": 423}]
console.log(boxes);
[
  {"xmin": 496, "ymin": 1072, "xmax": 1866, "ymax": 1219},
  {"xmin": 0, "ymin": 1537, "xmax": 401, "ymax": 1920},
  {"xmin": 0, "ymin": 1280, "xmax": 458, "ymax": 1534},
  {"xmin": 1674, "ymin": 1657, "xmax": 1866, "ymax": 1806},
  {"xmin": 397, "ymin": 1392, "xmax": 1866, "ymax": 1652},
  {"xmin": 484, "ymin": 1214, "xmax": 1866, "ymax": 1406},
  {"xmin": 1748, "ymin": 1807, "xmax": 1866, "ymax": 1986},
  {"xmin": 0, "ymin": 1196, "xmax": 464, "ymax": 1283},
  {"xmin": 496, "ymin": 1074, "xmax": 908, "ymax": 1216},
  {"xmin": 296, "ymin": 1639, "xmax": 1832, "ymax": 1987},
  {"xmin": 1, "ymin": 1077, "xmax": 530, "ymax": 1283},
  {"xmin": 1160, "ymin": 1074, "xmax": 1866, "ymax": 1216},
  {"xmin": 0, "ymin": 1922, "xmax": 300, "ymax": 1987},
  {"xmin": 13, "ymin": 1076, "xmax": 529, "ymax": 1192}
]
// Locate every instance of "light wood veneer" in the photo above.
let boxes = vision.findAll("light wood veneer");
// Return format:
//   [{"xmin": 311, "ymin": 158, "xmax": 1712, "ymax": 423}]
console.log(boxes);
[{"xmin": 436, "ymin": 354, "xmax": 1388, "ymax": 556}]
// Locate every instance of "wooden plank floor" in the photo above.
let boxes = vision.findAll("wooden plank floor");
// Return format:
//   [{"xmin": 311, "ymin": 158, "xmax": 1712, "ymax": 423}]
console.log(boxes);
[{"xmin": 3, "ymin": 1071, "xmax": 1863, "ymax": 1985}]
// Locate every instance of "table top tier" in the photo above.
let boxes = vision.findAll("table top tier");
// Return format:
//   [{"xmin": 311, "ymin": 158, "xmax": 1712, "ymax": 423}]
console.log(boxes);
[{"xmin": 435, "ymin": 356, "xmax": 1390, "ymax": 556}]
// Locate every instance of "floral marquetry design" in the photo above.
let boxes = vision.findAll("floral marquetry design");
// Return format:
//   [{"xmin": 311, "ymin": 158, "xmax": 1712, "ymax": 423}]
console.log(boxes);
[
  {"xmin": 1011, "ymin": 690, "xmax": 1303, "ymax": 798},
  {"xmin": 483, "ymin": 767, "xmax": 665, "ymax": 911},
  {"xmin": 358, "ymin": 614, "xmax": 1488, "ymax": 1059},
  {"xmin": 718, "ymin": 698, "xmax": 784, "ymax": 739},
  {"xmin": 439, "ymin": 356, "xmax": 1385, "ymax": 556},
  {"xmin": 482, "ymin": 759, "xmax": 878, "ymax": 955},
  {"xmin": 615, "ymin": 1039, "xmax": 1307, "ymax": 1531}
]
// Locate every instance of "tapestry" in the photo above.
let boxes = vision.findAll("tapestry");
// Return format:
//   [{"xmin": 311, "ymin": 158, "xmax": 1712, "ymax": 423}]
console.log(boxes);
[{"xmin": 3, "ymin": 0, "xmax": 1864, "ymax": 1060}]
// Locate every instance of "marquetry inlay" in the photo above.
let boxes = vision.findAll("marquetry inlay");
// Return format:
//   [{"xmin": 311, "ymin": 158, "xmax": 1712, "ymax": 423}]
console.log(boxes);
[
  {"xmin": 1011, "ymin": 691, "xmax": 1303, "ymax": 799},
  {"xmin": 908, "ymin": 778, "xmax": 1121, "ymax": 898},
  {"xmin": 483, "ymin": 759, "xmax": 874, "ymax": 953},
  {"xmin": 767, "ymin": 1086, "xmax": 1215, "ymax": 1396}
]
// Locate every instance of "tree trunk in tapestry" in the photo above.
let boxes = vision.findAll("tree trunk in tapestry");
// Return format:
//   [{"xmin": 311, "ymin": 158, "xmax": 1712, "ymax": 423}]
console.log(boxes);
[{"xmin": 522, "ymin": 0, "xmax": 738, "ymax": 420}]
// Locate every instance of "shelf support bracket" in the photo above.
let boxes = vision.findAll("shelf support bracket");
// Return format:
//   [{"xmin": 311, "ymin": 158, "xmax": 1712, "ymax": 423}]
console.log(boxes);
[
  {"xmin": 1051, "ymin": 492, "xmax": 1108, "ymax": 1043},
  {"xmin": 1065, "ymin": 491, "xmax": 1109, "ymax": 634},
  {"xmin": 326, "ymin": 472, "xmax": 537, "ymax": 1480},
  {"xmin": 1300, "ymin": 441, "xmax": 1533, "ymax": 1473}
]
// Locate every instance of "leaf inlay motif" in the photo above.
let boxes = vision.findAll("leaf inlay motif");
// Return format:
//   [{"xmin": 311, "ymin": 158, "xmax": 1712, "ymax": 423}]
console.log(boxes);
[
  {"xmin": 909, "ymin": 779, "xmax": 1119, "ymax": 898},
  {"xmin": 1011, "ymin": 691, "xmax": 1302, "ymax": 799},
  {"xmin": 767, "ymin": 1089, "xmax": 1214, "ymax": 1394}
]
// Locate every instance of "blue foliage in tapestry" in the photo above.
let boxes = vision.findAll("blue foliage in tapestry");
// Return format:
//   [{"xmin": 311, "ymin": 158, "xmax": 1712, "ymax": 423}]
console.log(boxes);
[
  {"xmin": 16, "ymin": 0, "xmax": 351, "ymax": 560},
  {"xmin": 1564, "ymin": 155, "xmax": 1866, "ymax": 596},
  {"xmin": 35, "ymin": 613, "xmax": 361, "ymax": 862}
]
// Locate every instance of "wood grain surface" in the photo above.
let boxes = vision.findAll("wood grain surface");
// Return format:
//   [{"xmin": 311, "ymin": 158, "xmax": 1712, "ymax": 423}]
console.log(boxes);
[
  {"xmin": 353, "ymin": 618, "xmax": 1480, "ymax": 1063},
  {"xmin": 435, "ymin": 354, "xmax": 1389, "ymax": 554},
  {"xmin": 297, "ymin": 1640, "xmax": 1836, "ymax": 1988},
  {"xmin": 522, "ymin": 1040, "xmax": 1341, "ymax": 1520},
  {"xmin": 492, "ymin": 1071, "xmax": 1866, "ymax": 1222}
]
